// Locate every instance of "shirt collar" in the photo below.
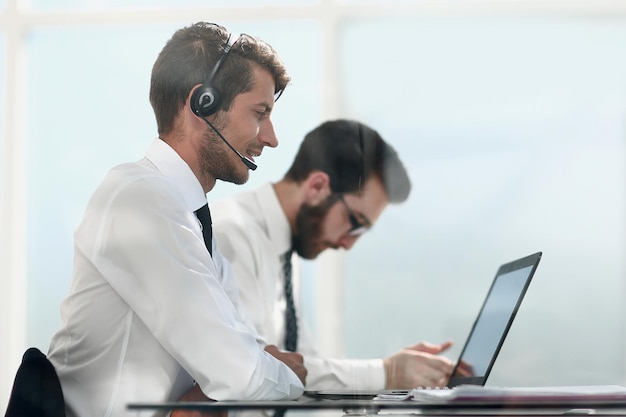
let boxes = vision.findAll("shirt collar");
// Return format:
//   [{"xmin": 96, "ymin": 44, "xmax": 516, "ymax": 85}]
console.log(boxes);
[
  {"xmin": 144, "ymin": 138, "xmax": 207, "ymax": 212},
  {"xmin": 255, "ymin": 182, "xmax": 292, "ymax": 257}
]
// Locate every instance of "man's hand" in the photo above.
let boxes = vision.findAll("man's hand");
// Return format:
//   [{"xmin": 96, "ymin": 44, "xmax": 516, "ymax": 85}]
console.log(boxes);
[
  {"xmin": 383, "ymin": 341, "xmax": 455, "ymax": 389},
  {"xmin": 173, "ymin": 384, "xmax": 227, "ymax": 417},
  {"xmin": 265, "ymin": 344, "xmax": 308, "ymax": 385},
  {"xmin": 454, "ymin": 359, "xmax": 475, "ymax": 378}
]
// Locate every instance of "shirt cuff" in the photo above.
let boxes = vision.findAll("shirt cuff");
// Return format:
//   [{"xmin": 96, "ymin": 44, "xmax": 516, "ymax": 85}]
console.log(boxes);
[{"xmin": 302, "ymin": 356, "xmax": 386, "ymax": 391}]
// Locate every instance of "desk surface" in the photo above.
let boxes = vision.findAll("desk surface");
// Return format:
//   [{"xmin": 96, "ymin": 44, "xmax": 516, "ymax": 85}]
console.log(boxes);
[{"xmin": 127, "ymin": 394, "xmax": 626, "ymax": 415}]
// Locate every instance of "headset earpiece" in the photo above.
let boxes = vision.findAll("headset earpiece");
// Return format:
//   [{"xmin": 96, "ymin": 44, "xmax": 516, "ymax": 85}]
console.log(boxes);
[
  {"xmin": 190, "ymin": 31, "xmax": 238, "ymax": 118},
  {"xmin": 191, "ymin": 85, "xmax": 222, "ymax": 117}
]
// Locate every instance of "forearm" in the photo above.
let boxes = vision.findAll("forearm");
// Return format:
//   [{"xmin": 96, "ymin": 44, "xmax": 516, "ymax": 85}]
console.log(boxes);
[
  {"xmin": 302, "ymin": 356, "xmax": 385, "ymax": 391},
  {"xmin": 174, "ymin": 384, "xmax": 227, "ymax": 417}
]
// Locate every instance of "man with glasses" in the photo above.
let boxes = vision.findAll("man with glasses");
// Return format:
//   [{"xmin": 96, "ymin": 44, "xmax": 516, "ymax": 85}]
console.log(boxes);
[{"xmin": 211, "ymin": 119, "xmax": 455, "ymax": 392}]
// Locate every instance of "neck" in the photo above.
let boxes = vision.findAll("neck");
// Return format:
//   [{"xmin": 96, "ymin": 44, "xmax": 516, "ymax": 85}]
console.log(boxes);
[
  {"xmin": 273, "ymin": 180, "xmax": 304, "ymax": 233},
  {"xmin": 160, "ymin": 133, "xmax": 216, "ymax": 194}
]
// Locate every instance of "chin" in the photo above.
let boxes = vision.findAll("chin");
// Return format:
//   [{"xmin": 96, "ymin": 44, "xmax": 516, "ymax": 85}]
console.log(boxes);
[
  {"xmin": 301, "ymin": 246, "xmax": 325, "ymax": 260},
  {"xmin": 221, "ymin": 170, "xmax": 249, "ymax": 185},
  {"xmin": 237, "ymin": 167, "xmax": 251, "ymax": 184},
  {"xmin": 234, "ymin": 174, "xmax": 249, "ymax": 185}
]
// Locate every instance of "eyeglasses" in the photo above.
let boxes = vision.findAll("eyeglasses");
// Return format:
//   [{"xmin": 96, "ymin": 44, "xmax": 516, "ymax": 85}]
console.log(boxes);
[{"xmin": 337, "ymin": 194, "xmax": 371, "ymax": 237}]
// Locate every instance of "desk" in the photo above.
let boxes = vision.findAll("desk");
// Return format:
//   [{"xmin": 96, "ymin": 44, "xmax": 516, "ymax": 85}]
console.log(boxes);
[{"xmin": 128, "ymin": 394, "xmax": 626, "ymax": 416}]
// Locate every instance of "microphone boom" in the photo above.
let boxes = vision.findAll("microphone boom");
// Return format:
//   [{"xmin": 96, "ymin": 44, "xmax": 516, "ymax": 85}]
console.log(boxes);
[{"xmin": 201, "ymin": 117, "xmax": 258, "ymax": 171}]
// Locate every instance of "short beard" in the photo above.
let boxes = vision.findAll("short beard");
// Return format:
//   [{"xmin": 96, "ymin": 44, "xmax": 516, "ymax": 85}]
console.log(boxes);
[
  {"xmin": 291, "ymin": 195, "xmax": 338, "ymax": 260},
  {"xmin": 198, "ymin": 115, "xmax": 249, "ymax": 185}
]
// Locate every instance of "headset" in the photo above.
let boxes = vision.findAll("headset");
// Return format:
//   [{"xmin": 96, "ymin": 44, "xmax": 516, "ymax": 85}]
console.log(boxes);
[
  {"xmin": 190, "ymin": 33, "xmax": 239, "ymax": 117},
  {"xmin": 189, "ymin": 32, "xmax": 258, "ymax": 170}
]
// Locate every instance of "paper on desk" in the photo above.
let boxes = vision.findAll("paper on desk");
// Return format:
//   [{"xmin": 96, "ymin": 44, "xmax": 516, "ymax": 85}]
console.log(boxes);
[{"xmin": 375, "ymin": 385, "xmax": 626, "ymax": 402}]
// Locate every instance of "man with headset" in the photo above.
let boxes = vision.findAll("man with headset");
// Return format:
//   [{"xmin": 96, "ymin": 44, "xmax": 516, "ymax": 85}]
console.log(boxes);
[
  {"xmin": 210, "ymin": 120, "xmax": 456, "ymax": 393},
  {"xmin": 47, "ymin": 22, "xmax": 305, "ymax": 417}
]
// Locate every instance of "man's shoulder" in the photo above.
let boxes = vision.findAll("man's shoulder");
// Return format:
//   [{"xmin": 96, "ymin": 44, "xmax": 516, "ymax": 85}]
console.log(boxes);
[
  {"xmin": 211, "ymin": 191, "xmax": 257, "ymax": 227},
  {"xmin": 211, "ymin": 187, "xmax": 262, "ymax": 220},
  {"xmin": 94, "ymin": 159, "xmax": 182, "ymax": 206},
  {"xmin": 212, "ymin": 191, "xmax": 248, "ymax": 210},
  {"xmin": 105, "ymin": 158, "xmax": 164, "ymax": 185}
]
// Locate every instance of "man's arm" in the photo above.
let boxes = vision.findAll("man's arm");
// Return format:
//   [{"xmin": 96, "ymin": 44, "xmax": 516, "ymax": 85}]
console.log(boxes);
[
  {"xmin": 301, "ymin": 341, "xmax": 455, "ymax": 391},
  {"xmin": 173, "ymin": 345, "xmax": 307, "ymax": 417},
  {"xmin": 173, "ymin": 385, "xmax": 226, "ymax": 417},
  {"xmin": 91, "ymin": 180, "xmax": 303, "ymax": 400},
  {"xmin": 265, "ymin": 345, "xmax": 307, "ymax": 385},
  {"xmin": 383, "ymin": 341, "xmax": 455, "ymax": 388}
]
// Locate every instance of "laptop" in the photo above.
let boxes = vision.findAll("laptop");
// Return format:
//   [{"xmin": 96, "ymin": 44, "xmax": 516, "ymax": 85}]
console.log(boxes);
[{"xmin": 305, "ymin": 251, "xmax": 542, "ymax": 399}]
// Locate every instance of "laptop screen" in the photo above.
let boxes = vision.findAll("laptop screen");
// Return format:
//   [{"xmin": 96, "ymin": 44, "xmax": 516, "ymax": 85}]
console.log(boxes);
[{"xmin": 447, "ymin": 252, "xmax": 541, "ymax": 387}]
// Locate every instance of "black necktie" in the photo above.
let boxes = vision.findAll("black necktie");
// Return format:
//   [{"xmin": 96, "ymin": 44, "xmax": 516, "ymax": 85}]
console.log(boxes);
[
  {"xmin": 194, "ymin": 204, "xmax": 212, "ymax": 256},
  {"xmin": 283, "ymin": 250, "xmax": 298, "ymax": 352}
]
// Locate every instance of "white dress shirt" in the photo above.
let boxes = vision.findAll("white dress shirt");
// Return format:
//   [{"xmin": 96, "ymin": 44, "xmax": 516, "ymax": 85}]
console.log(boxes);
[
  {"xmin": 47, "ymin": 139, "xmax": 303, "ymax": 417},
  {"xmin": 211, "ymin": 182, "xmax": 386, "ymax": 391}
]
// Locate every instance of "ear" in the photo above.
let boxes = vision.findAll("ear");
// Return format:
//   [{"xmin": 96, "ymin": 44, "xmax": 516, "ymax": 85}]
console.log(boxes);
[
  {"xmin": 187, "ymin": 84, "xmax": 217, "ymax": 130},
  {"xmin": 303, "ymin": 171, "xmax": 332, "ymax": 205},
  {"xmin": 188, "ymin": 84, "xmax": 203, "ymax": 117}
]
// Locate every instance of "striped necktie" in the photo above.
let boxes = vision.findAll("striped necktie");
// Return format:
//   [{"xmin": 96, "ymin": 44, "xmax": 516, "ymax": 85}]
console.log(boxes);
[
  {"xmin": 283, "ymin": 249, "xmax": 298, "ymax": 352},
  {"xmin": 275, "ymin": 250, "xmax": 297, "ymax": 417}
]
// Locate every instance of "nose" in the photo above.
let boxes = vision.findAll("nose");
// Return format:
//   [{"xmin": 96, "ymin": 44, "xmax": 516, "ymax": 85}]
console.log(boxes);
[
  {"xmin": 338, "ymin": 234, "xmax": 359, "ymax": 250},
  {"xmin": 258, "ymin": 117, "xmax": 278, "ymax": 148}
]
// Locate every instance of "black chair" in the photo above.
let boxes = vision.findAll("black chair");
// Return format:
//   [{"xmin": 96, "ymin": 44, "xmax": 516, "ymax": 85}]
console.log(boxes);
[{"xmin": 4, "ymin": 347, "xmax": 66, "ymax": 417}]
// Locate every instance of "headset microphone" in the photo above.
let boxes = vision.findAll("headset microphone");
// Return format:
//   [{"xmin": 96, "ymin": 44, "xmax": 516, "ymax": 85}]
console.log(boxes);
[{"xmin": 201, "ymin": 117, "xmax": 258, "ymax": 171}]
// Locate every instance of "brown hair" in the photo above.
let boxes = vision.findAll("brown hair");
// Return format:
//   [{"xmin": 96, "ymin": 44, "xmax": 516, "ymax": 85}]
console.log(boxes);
[{"xmin": 150, "ymin": 22, "xmax": 291, "ymax": 135}]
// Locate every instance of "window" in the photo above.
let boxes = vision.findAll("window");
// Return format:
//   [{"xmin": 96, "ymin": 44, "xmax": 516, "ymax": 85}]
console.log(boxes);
[
  {"xmin": 25, "ymin": 24, "xmax": 175, "ymax": 348},
  {"xmin": 2, "ymin": 2, "xmax": 626, "ymax": 411},
  {"xmin": 0, "ymin": 34, "xmax": 4, "ymax": 191},
  {"xmin": 0, "ymin": 33, "xmax": 5, "ymax": 263},
  {"xmin": 342, "ymin": 16, "xmax": 626, "ymax": 386},
  {"xmin": 28, "ymin": 0, "xmax": 315, "ymax": 10}
]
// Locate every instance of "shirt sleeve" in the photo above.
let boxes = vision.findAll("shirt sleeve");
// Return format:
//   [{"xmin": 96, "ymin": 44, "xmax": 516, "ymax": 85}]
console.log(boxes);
[
  {"xmin": 83, "ymin": 177, "xmax": 302, "ymax": 400},
  {"xmin": 303, "ymin": 356, "xmax": 386, "ymax": 391},
  {"xmin": 296, "ymin": 282, "xmax": 386, "ymax": 391}
]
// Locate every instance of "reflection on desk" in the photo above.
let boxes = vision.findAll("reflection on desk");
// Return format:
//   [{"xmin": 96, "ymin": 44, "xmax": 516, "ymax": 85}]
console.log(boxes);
[
  {"xmin": 128, "ymin": 385, "xmax": 626, "ymax": 416},
  {"xmin": 377, "ymin": 385, "xmax": 626, "ymax": 402}
]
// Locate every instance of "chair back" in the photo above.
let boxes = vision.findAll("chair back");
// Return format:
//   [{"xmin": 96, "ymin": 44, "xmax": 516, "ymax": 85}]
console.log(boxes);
[{"xmin": 4, "ymin": 347, "xmax": 66, "ymax": 417}]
